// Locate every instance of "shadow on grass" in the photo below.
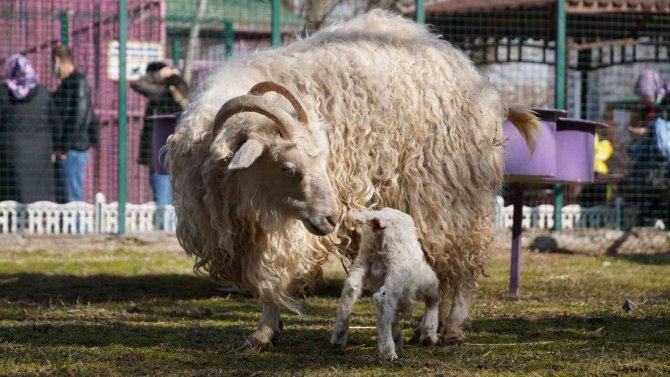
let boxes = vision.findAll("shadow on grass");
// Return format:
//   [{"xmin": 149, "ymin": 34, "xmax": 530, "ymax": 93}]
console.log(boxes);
[
  {"xmin": 612, "ymin": 251, "xmax": 670, "ymax": 265},
  {"xmin": 530, "ymin": 232, "xmax": 670, "ymax": 265},
  {"xmin": 605, "ymin": 230, "xmax": 670, "ymax": 265},
  {"xmin": 2, "ymin": 313, "xmax": 667, "ymax": 349},
  {"xmin": 529, "ymin": 235, "xmax": 576, "ymax": 255},
  {"xmin": 1, "ymin": 313, "xmax": 669, "ymax": 375},
  {"xmin": 307, "ymin": 277, "xmax": 345, "ymax": 298},
  {"xmin": 471, "ymin": 314, "xmax": 670, "ymax": 345},
  {"xmin": 0, "ymin": 272, "xmax": 344, "ymax": 307},
  {"xmin": 0, "ymin": 273, "xmax": 220, "ymax": 304}
]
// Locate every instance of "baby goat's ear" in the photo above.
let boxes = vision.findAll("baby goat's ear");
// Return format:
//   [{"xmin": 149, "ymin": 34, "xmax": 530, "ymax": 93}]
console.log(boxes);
[
  {"xmin": 369, "ymin": 218, "xmax": 385, "ymax": 237},
  {"xmin": 228, "ymin": 138, "xmax": 264, "ymax": 170}
]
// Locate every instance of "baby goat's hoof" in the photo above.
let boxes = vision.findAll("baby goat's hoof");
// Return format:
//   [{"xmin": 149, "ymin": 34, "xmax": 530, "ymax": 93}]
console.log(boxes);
[
  {"xmin": 408, "ymin": 326, "xmax": 422, "ymax": 344},
  {"xmin": 393, "ymin": 334, "xmax": 404, "ymax": 348},
  {"xmin": 378, "ymin": 346, "xmax": 398, "ymax": 361},
  {"xmin": 330, "ymin": 333, "xmax": 348, "ymax": 348}
]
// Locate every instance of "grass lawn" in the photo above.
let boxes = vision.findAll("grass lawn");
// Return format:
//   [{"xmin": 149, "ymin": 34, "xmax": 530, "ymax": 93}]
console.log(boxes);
[{"xmin": 0, "ymin": 236, "xmax": 669, "ymax": 376}]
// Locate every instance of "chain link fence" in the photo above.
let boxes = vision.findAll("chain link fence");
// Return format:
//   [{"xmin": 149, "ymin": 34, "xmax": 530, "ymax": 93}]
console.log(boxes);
[
  {"xmin": 0, "ymin": 0, "xmax": 669, "ymax": 235},
  {"xmin": 426, "ymin": 1, "xmax": 670, "ymax": 231}
]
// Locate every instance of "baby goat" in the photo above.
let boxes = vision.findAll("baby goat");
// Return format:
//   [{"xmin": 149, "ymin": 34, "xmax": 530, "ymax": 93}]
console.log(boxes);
[{"xmin": 330, "ymin": 208, "xmax": 440, "ymax": 360}]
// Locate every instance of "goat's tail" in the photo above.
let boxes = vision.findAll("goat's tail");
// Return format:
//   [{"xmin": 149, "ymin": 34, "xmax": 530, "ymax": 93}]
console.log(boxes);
[{"xmin": 506, "ymin": 105, "xmax": 540, "ymax": 153}]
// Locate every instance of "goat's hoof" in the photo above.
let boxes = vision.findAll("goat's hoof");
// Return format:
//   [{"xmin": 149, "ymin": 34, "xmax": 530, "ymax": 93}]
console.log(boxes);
[
  {"xmin": 238, "ymin": 332, "xmax": 274, "ymax": 352},
  {"xmin": 441, "ymin": 333, "xmax": 465, "ymax": 346},
  {"xmin": 239, "ymin": 339, "xmax": 272, "ymax": 352},
  {"xmin": 419, "ymin": 333, "xmax": 439, "ymax": 346}
]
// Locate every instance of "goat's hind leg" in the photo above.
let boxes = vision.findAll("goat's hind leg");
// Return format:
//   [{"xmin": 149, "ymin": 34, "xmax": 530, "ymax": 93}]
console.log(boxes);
[
  {"xmin": 373, "ymin": 286, "xmax": 399, "ymax": 361},
  {"xmin": 419, "ymin": 286, "xmax": 440, "ymax": 346},
  {"xmin": 442, "ymin": 279, "xmax": 476, "ymax": 345},
  {"xmin": 392, "ymin": 315, "xmax": 403, "ymax": 347},
  {"xmin": 411, "ymin": 282, "xmax": 449, "ymax": 344}
]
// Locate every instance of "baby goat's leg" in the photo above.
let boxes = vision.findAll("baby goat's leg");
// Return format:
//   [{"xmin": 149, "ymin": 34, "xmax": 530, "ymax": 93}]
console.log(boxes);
[
  {"xmin": 419, "ymin": 284, "xmax": 440, "ymax": 346},
  {"xmin": 373, "ymin": 286, "xmax": 399, "ymax": 361},
  {"xmin": 331, "ymin": 260, "xmax": 367, "ymax": 347},
  {"xmin": 392, "ymin": 316, "xmax": 403, "ymax": 347}
]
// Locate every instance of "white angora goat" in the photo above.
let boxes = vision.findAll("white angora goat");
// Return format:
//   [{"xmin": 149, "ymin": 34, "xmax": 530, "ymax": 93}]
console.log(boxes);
[
  {"xmin": 168, "ymin": 10, "xmax": 538, "ymax": 350},
  {"xmin": 331, "ymin": 208, "xmax": 440, "ymax": 360}
]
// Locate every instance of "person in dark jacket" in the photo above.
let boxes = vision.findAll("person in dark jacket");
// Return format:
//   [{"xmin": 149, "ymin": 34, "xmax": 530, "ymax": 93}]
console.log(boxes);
[
  {"xmin": 51, "ymin": 46, "xmax": 97, "ymax": 203},
  {"xmin": 623, "ymin": 69, "xmax": 670, "ymax": 226},
  {"xmin": 0, "ymin": 54, "xmax": 59, "ymax": 203},
  {"xmin": 130, "ymin": 61, "xmax": 188, "ymax": 205}
]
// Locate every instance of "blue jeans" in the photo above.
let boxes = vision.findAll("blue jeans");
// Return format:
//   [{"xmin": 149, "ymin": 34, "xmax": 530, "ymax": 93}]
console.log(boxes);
[
  {"xmin": 150, "ymin": 172, "xmax": 172, "ymax": 205},
  {"xmin": 150, "ymin": 171, "xmax": 172, "ymax": 230},
  {"xmin": 61, "ymin": 150, "xmax": 90, "ymax": 202}
]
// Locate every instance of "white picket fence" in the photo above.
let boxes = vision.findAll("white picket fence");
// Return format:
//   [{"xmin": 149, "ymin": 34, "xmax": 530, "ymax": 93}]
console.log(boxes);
[
  {"xmin": 0, "ymin": 193, "xmax": 175, "ymax": 235},
  {"xmin": 0, "ymin": 194, "xmax": 639, "ymax": 235},
  {"xmin": 494, "ymin": 197, "xmax": 638, "ymax": 230}
]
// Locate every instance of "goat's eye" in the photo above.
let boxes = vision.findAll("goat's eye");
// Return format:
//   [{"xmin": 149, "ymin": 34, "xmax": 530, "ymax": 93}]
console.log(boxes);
[{"xmin": 282, "ymin": 166, "xmax": 300, "ymax": 177}]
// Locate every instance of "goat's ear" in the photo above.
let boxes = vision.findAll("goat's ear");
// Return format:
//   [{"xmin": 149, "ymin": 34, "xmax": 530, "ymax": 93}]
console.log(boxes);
[{"xmin": 228, "ymin": 138, "xmax": 264, "ymax": 170}]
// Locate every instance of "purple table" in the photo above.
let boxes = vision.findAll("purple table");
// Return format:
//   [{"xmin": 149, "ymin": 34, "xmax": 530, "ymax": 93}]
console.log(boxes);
[
  {"xmin": 147, "ymin": 114, "xmax": 181, "ymax": 175},
  {"xmin": 503, "ymin": 109, "xmax": 606, "ymax": 298}
]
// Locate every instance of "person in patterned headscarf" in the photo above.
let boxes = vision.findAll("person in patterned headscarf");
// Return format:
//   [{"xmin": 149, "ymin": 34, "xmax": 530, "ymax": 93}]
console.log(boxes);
[{"xmin": 0, "ymin": 54, "xmax": 60, "ymax": 203}]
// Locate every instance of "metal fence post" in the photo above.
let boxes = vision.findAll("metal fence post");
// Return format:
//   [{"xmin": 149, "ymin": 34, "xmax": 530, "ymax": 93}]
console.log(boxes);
[
  {"xmin": 615, "ymin": 196, "xmax": 624, "ymax": 230},
  {"xmin": 553, "ymin": 0, "xmax": 566, "ymax": 232},
  {"xmin": 118, "ymin": 0, "xmax": 128, "ymax": 235},
  {"xmin": 225, "ymin": 20, "xmax": 233, "ymax": 59},
  {"xmin": 172, "ymin": 39, "xmax": 181, "ymax": 68},
  {"xmin": 59, "ymin": 11, "xmax": 69, "ymax": 46},
  {"xmin": 415, "ymin": 0, "xmax": 425, "ymax": 24},
  {"xmin": 271, "ymin": 0, "xmax": 281, "ymax": 47}
]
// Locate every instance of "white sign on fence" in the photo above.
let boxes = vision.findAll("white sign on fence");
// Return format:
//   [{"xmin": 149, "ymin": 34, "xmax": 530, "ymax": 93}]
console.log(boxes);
[{"xmin": 107, "ymin": 40, "xmax": 164, "ymax": 81}]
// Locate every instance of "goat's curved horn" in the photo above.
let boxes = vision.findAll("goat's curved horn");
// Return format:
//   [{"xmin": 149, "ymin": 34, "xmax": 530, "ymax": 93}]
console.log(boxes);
[
  {"xmin": 212, "ymin": 95, "xmax": 298, "ymax": 139},
  {"xmin": 248, "ymin": 81, "xmax": 309, "ymax": 124}
]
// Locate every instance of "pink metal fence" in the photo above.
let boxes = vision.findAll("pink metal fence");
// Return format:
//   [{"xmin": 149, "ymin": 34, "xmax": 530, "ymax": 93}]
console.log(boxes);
[{"xmin": 0, "ymin": 0, "xmax": 166, "ymax": 203}]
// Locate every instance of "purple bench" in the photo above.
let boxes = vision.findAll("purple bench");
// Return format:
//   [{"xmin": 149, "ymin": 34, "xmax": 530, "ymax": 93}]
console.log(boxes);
[{"xmin": 503, "ymin": 108, "xmax": 607, "ymax": 297}]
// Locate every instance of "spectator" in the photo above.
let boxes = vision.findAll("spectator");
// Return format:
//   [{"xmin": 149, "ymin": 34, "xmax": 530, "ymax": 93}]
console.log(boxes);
[
  {"xmin": 624, "ymin": 69, "xmax": 670, "ymax": 226},
  {"xmin": 0, "ymin": 54, "xmax": 59, "ymax": 203},
  {"xmin": 130, "ymin": 61, "xmax": 188, "ymax": 205},
  {"xmin": 52, "ymin": 46, "xmax": 97, "ymax": 203}
]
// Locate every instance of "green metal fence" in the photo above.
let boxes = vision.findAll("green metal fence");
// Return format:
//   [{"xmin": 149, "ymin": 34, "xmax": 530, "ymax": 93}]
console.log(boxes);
[{"xmin": 1, "ymin": 0, "xmax": 669, "ymax": 236}]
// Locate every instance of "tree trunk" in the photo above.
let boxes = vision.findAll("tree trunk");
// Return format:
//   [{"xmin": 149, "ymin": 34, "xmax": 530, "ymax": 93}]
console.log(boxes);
[{"xmin": 183, "ymin": 0, "xmax": 208, "ymax": 86}]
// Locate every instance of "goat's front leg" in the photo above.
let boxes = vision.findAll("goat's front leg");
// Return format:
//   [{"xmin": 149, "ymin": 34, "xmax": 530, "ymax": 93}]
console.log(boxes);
[
  {"xmin": 331, "ymin": 261, "xmax": 367, "ymax": 347},
  {"xmin": 373, "ymin": 286, "xmax": 399, "ymax": 361},
  {"xmin": 241, "ymin": 302, "xmax": 281, "ymax": 352}
]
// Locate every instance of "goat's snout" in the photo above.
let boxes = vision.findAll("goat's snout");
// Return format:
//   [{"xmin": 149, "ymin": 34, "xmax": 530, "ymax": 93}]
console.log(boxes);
[{"xmin": 326, "ymin": 213, "xmax": 339, "ymax": 227}]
